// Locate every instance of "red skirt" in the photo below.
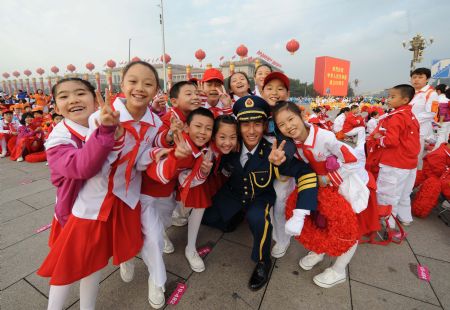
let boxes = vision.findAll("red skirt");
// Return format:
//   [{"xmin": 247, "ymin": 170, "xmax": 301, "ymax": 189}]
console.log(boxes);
[
  {"xmin": 38, "ymin": 196, "xmax": 143, "ymax": 285},
  {"xmin": 177, "ymin": 174, "xmax": 227, "ymax": 209},
  {"xmin": 48, "ymin": 216, "xmax": 63, "ymax": 247},
  {"xmin": 356, "ymin": 173, "xmax": 382, "ymax": 237}
]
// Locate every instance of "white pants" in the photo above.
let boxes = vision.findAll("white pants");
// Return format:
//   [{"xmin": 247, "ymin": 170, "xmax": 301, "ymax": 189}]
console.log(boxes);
[
  {"xmin": 0, "ymin": 137, "xmax": 6, "ymax": 155},
  {"xmin": 376, "ymin": 165, "xmax": 416, "ymax": 223},
  {"xmin": 140, "ymin": 195, "xmax": 167, "ymax": 287},
  {"xmin": 271, "ymin": 177, "xmax": 295, "ymax": 246},
  {"xmin": 153, "ymin": 193, "xmax": 177, "ymax": 229},
  {"xmin": 433, "ymin": 122, "xmax": 450, "ymax": 151}
]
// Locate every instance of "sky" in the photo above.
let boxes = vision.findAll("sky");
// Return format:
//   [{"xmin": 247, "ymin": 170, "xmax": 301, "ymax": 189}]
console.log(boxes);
[{"xmin": 1, "ymin": 0, "xmax": 449, "ymax": 93}]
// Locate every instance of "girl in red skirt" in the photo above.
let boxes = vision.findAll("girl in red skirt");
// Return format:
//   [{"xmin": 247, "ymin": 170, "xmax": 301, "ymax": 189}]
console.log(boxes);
[{"xmin": 38, "ymin": 61, "xmax": 163, "ymax": 309}]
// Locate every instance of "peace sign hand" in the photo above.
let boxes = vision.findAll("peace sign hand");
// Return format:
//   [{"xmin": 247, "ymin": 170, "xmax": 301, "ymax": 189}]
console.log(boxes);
[
  {"xmin": 96, "ymin": 89, "xmax": 123, "ymax": 139},
  {"xmin": 268, "ymin": 140, "xmax": 287, "ymax": 166},
  {"xmin": 200, "ymin": 150, "xmax": 214, "ymax": 175},
  {"xmin": 173, "ymin": 130, "xmax": 191, "ymax": 159},
  {"xmin": 217, "ymin": 86, "xmax": 232, "ymax": 108},
  {"xmin": 196, "ymin": 81, "xmax": 206, "ymax": 97}
]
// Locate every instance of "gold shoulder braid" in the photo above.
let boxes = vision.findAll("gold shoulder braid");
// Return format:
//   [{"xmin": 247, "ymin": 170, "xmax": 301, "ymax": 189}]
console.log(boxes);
[{"xmin": 273, "ymin": 166, "xmax": 290, "ymax": 182}]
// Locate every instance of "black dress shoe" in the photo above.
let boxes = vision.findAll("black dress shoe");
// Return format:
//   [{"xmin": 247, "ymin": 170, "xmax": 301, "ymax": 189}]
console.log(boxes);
[{"xmin": 249, "ymin": 260, "xmax": 271, "ymax": 291}]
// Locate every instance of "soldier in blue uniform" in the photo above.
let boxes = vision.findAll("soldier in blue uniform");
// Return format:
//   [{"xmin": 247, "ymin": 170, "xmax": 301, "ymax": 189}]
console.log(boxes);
[{"xmin": 203, "ymin": 95, "xmax": 318, "ymax": 291}]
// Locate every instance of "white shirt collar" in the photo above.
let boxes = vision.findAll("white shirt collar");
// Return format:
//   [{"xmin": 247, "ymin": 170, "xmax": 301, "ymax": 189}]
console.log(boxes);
[
  {"xmin": 64, "ymin": 118, "xmax": 89, "ymax": 138},
  {"xmin": 112, "ymin": 97, "xmax": 156, "ymax": 127}
]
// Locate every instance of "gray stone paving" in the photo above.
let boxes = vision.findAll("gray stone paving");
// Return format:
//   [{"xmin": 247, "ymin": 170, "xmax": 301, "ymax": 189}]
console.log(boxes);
[{"xmin": 1, "ymin": 159, "xmax": 449, "ymax": 310}]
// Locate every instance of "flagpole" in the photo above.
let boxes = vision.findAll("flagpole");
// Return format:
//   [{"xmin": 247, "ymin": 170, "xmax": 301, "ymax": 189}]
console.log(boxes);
[{"xmin": 159, "ymin": 0, "xmax": 167, "ymax": 93}]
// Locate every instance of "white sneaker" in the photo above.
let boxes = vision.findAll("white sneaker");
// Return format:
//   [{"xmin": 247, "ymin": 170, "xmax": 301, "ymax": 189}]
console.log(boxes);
[
  {"xmin": 185, "ymin": 247, "xmax": 205, "ymax": 272},
  {"xmin": 163, "ymin": 231, "xmax": 174, "ymax": 254},
  {"xmin": 313, "ymin": 267, "xmax": 346, "ymax": 288},
  {"xmin": 148, "ymin": 277, "xmax": 165, "ymax": 309},
  {"xmin": 271, "ymin": 242, "xmax": 290, "ymax": 258},
  {"xmin": 16, "ymin": 156, "xmax": 24, "ymax": 162},
  {"xmin": 172, "ymin": 216, "xmax": 188, "ymax": 227},
  {"xmin": 0, "ymin": 153, "xmax": 6, "ymax": 158},
  {"xmin": 119, "ymin": 260, "xmax": 135, "ymax": 283},
  {"xmin": 299, "ymin": 252, "xmax": 324, "ymax": 270}
]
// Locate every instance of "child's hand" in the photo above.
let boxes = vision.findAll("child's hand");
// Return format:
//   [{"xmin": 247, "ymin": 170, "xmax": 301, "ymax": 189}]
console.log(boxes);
[
  {"xmin": 217, "ymin": 86, "xmax": 232, "ymax": 108},
  {"xmin": 268, "ymin": 140, "xmax": 286, "ymax": 166},
  {"xmin": 318, "ymin": 175, "xmax": 330, "ymax": 187},
  {"xmin": 152, "ymin": 94, "xmax": 167, "ymax": 112},
  {"xmin": 196, "ymin": 81, "xmax": 207, "ymax": 97},
  {"xmin": 97, "ymin": 89, "xmax": 120, "ymax": 127},
  {"xmin": 372, "ymin": 132, "xmax": 382, "ymax": 139},
  {"xmin": 169, "ymin": 115, "xmax": 184, "ymax": 132},
  {"xmin": 154, "ymin": 148, "xmax": 171, "ymax": 163},
  {"xmin": 200, "ymin": 150, "xmax": 213, "ymax": 175},
  {"xmin": 114, "ymin": 126, "xmax": 124, "ymax": 141},
  {"xmin": 173, "ymin": 130, "xmax": 191, "ymax": 159}
]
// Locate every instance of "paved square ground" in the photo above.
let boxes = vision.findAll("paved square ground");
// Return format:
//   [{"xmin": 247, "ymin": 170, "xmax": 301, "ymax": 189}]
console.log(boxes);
[{"xmin": 1, "ymin": 159, "xmax": 449, "ymax": 310}]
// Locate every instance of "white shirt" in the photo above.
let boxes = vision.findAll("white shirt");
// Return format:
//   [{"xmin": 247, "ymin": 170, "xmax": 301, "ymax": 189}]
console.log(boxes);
[
  {"xmin": 332, "ymin": 113, "xmax": 346, "ymax": 133},
  {"xmin": 240, "ymin": 142, "xmax": 259, "ymax": 167},
  {"xmin": 366, "ymin": 118, "xmax": 378, "ymax": 135},
  {"xmin": 410, "ymin": 85, "xmax": 438, "ymax": 136},
  {"xmin": 72, "ymin": 98, "xmax": 162, "ymax": 220}
]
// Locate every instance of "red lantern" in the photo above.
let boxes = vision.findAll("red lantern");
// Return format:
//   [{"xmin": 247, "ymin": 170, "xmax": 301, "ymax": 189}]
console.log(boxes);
[
  {"xmin": 106, "ymin": 59, "xmax": 116, "ymax": 69},
  {"xmin": 236, "ymin": 44, "xmax": 248, "ymax": 59},
  {"xmin": 195, "ymin": 49, "xmax": 206, "ymax": 63},
  {"xmin": 13, "ymin": 71, "xmax": 20, "ymax": 78},
  {"xmin": 36, "ymin": 68, "xmax": 45, "ymax": 75},
  {"xmin": 2, "ymin": 72, "xmax": 10, "ymax": 79},
  {"xmin": 286, "ymin": 39, "xmax": 300, "ymax": 55},
  {"xmin": 67, "ymin": 64, "xmax": 76, "ymax": 73},
  {"xmin": 160, "ymin": 54, "xmax": 171, "ymax": 64},
  {"xmin": 51, "ymin": 66, "xmax": 59, "ymax": 74},
  {"xmin": 131, "ymin": 56, "xmax": 141, "ymax": 62},
  {"xmin": 86, "ymin": 62, "xmax": 95, "ymax": 72},
  {"xmin": 24, "ymin": 70, "xmax": 32, "ymax": 77}
]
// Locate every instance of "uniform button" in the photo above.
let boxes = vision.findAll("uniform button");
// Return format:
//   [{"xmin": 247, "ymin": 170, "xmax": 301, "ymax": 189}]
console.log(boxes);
[
  {"xmin": 242, "ymin": 200, "xmax": 246, "ymax": 204},
  {"xmin": 261, "ymin": 178, "xmax": 264, "ymax": 181},
  {"xmin": 244, "ymin": 186, "xmax": 248, "ymax": 189},
  {"xmin": 245, "ymin": 191, "xmax": 248, "ymax": 195},
  {"xmin": 244, "ymin": 178, "xmax": 248, "ymax": 181}
]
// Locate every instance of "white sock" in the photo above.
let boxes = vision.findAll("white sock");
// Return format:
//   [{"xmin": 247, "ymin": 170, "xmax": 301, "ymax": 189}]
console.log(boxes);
[
  {"xmin": 48, "ymin": 284, "xmax": 72, "ymax": 310},
  {"xmin": 79, "ymin": 270, "xmax": 102, "ymax": 310},
  {"xmin": 0, "ymin": 138, "xmax": 6, "ymax": 155},
  {"xmin": 332, "ymin": 242, "xmax": 358, "ymax": 275},
  {"xmin": 186, "ymin": 208, "xmax": 205, "ymax": 253}
]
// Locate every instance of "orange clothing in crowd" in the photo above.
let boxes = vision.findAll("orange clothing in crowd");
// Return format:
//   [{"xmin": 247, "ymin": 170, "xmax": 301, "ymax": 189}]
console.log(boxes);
[{"xmin": 31, "ymin": 94, "xmax": 51, "ymax": 107}]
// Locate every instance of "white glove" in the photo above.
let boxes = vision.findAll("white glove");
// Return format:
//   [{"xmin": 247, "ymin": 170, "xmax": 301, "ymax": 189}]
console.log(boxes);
[{"xmin": 285, "ymin": 209, "xmax": 310, "ymax": 236}]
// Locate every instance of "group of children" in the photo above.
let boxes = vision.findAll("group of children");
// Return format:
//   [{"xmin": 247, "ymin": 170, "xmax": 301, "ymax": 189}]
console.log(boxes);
[
  {"xmin": 0, "ymin": 101, "xmax": 63, "ymax": 161},
  {"xmin": 1, "ymin": 61, "xmax": 447, "ymax": 309}
]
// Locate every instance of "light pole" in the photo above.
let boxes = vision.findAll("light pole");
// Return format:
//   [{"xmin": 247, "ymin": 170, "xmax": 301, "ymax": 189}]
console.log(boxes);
[
  {"xmin": 128, "ymin": 38, "xmax": 131, "ymax": 62},
  {"xmin": 158, "ymin": 0, "xmax": 167, "ymax": 92},
  {"xmin": 402, "ymin": 34, "xmax": 434, "ymax": 71}
]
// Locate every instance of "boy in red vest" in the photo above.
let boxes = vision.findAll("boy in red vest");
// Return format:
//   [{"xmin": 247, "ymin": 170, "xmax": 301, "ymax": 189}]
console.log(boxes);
[{"xmin": 372, "ymin": 84, "xmax": 420, "ymax": 227}]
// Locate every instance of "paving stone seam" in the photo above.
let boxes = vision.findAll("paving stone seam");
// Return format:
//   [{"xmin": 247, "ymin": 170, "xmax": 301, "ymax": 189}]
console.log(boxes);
[
  {"xmin": 23, "ymin": 277, "xmax": 49, "ymax": 300},
  {"xmin": 405, "ymin": 238, "xmax": 445, "ymax": 309},
  {"xmin": 256, "ymin": 259, "xmax": 278, "ymax": 310},
  {"xmin": 0, "ymin": 226, "xmax": 50, "ymax": 251},
  {"xmin": 349, "ymin": 279, "xmax": 443, "ymax": 308},
  {"xmin": 348, "ymin": 265, "xmax": 354, "ymax": 310},
  {"xmin": 0, "ymin": 202, "xmax": 54, "ymax": 227},
  {"xmin": 416, "ymin": 254, "xmax": 450, "ymax": 265},
  {"xmin": 220, "ymin": 236, "xmax": 253, "ymax": 249}
]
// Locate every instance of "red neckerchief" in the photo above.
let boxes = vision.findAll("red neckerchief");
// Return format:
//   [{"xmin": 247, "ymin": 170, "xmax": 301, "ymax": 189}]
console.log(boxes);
[
  {"xmin": 63, "ymin": 120, "xmax": 86, "ymax": 142},
  {"xmin": 179, "ymin": 133, "xmax": 208, "ymax": 203}
]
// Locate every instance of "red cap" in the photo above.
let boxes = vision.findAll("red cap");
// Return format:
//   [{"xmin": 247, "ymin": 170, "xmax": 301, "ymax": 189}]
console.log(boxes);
[
  {"xmin": 202, "ymin": 68, "xmax": 224, "ymax": 83},
  {"xmin": 263, "ymin": 72, "xmax": 290, "ymax": 90}
]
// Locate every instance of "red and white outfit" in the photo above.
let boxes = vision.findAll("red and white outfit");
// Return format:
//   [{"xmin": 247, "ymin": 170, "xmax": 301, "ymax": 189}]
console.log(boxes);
[
  {"xmin": 291, "ymin": 125, "xmax": 378, "ymax": 287},
  {"xmin": 38, "ymin": 98, "xmax": 160, "ymax": 289},
  {"xmin": 366, "ymin": 117, "xmax": 378, "ymax": 135},
  {"xmin": 410, "ymin": 84, "xmax": 438, "ymax": 167},
  {"xmin": 204, "ymin": 100, "xmax": 233, "ymax": 118},
  {"xmin": 0, "ymin": 119, "xmax": 18, "ymax": 156},
  {"xmin": 372, "ymin": 105, "xmax": 420, "ymax": 225},
  {"xmin": 433, "ymin": 92, "xmax": 450, "ymax": 150},
  {"xmin": 342, "ymin": 112, "xmax": 366, "ymax": 142}
]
